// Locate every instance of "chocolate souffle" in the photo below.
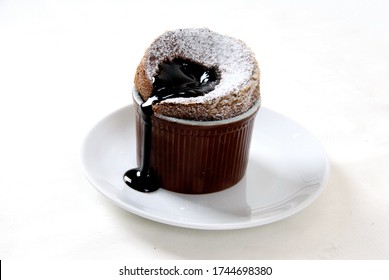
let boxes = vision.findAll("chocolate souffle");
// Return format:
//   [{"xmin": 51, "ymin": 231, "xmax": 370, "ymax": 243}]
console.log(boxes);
[{"xmin": 124, "ymin": 28, "xmax": 261, "ymax": 194}]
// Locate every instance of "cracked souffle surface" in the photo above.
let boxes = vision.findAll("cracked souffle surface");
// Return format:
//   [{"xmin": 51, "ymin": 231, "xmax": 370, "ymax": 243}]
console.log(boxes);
[{"xmin": 134, "ymin": 28, "xmax": 260, "ymax": 121}]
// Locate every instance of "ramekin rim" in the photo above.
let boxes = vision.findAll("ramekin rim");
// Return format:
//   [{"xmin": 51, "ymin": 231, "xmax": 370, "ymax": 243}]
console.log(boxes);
[{"xmin": 132, "ymin": 87, "xmax": 261, "ymax": 126}]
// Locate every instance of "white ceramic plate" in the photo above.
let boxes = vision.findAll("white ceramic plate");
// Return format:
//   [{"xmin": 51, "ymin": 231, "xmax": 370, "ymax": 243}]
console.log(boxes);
[{"xmin": 81, "ymin": 105, "xmax": 330, "ymax": 230}]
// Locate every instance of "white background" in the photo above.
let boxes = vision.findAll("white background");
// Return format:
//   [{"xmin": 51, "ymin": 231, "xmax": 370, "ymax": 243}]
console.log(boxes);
[{"xmin": 1, "ymin": 0, "xmax": 388, "ymax": 259}]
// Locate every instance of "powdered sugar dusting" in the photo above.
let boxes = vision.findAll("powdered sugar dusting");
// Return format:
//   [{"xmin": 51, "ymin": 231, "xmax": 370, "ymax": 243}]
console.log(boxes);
[{"xmin": 145, "ymin": 28, "xmax": 255, "ymax": 104}]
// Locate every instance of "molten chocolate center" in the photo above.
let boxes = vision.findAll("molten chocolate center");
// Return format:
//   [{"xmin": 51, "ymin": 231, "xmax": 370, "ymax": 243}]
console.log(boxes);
[
  {"xmin": 124, "ymin": 59, "xmax": 219, "ymax": 192},
  {"xmin": 153, "ymin": 58, "xmax": 218, "ymax": 100}
]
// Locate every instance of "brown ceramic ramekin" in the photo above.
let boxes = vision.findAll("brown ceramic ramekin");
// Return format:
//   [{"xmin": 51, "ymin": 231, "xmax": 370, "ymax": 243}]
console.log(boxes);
[{"xmin": 132, "ymin": 88, "xmax": 261, "ymax": 194}]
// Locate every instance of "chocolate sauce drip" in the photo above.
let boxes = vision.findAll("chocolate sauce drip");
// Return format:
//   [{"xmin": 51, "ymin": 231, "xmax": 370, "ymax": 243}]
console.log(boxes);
[{"xmin": 124, "ymin": 59, "xmax": 219, "ymax": 192}]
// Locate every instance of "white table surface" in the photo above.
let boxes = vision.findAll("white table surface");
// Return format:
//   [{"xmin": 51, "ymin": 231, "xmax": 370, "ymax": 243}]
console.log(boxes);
[{"xmin": 1, "ymin": 0, "xmax": 388, "ymax": 259}]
